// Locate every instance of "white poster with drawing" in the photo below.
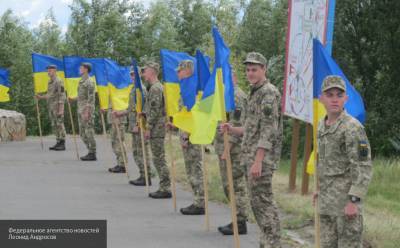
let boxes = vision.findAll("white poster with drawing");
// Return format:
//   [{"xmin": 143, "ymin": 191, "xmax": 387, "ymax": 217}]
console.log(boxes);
[{"xmin": 282, "ymin": 0, "xmax": 329, "ymax": 123}]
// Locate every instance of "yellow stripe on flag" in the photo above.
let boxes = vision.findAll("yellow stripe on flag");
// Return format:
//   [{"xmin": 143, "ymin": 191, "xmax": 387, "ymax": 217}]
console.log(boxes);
[
  {"xmin": 33, "ymin": 71, "xmax": 65, "ymax": 94},
  {"xmin": 97, "ymin": 85, "xmax": 110, "ymax": 110},
  {"xmin": 65, "ymin": 78, "xmax": 80, "ymax": 98},
  {"xmin": 109, "ymin": 84, "xmax": 132, "ymax": 111},
  {"xmin": 164, "ymin": 82, "xmax": 181, "ymax": 117},
  {"xmin": 0, "ymin": 84, "xmax": 10, "ymax": 102}
]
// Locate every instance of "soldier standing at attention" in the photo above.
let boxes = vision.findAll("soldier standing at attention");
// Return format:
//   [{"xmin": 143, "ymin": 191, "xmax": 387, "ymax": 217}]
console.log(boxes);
[
  {"xmin": 172, "ymin": 60, "xmax": 205, "ymax": 215},
  {"xmin": 222, "ymin": 52, "xmax": 283, "ymax": 248},
  {"xmin": 215, "ymin": 69, "xmax": 249, "ymax": 235},
  {"xmin": 125, "ymin": 70, "xmax": 151, "ymax": 186},
  {"xmin": 142, "ymin": 62, "xmax": 172, "ymax": 199},
  {"xmin": 104, "ymin": 103, "xmax": 127, "ymax": 173},
  {"xmin": 36, "ymin": 64, "xmax": 66, "ymax": 151},
  {"xmin": 314, "ymin": 75, "xmax": 372, "ymax": 248},
  {"xmin": 70, "ymin": 62, "xmax": 97, "ymax": 161}
]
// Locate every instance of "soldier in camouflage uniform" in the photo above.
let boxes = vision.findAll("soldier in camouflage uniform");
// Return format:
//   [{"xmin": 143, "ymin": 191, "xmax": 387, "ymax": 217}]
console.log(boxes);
[
  {"xmin": 142, "ymin": 62, "xmax": 172, "ymax": 199},
  {"xmin": 127, "ymin": 70, "xmax": 152, "ymax": 186},
  {"xmin": 214, "ymin": 70, "xmax": 249, "ymax": 235},
  {"xmin": 105, "ymin": 104, "xmax": 127, "ymax": 173},
  {"xmin": 35, "ymin": 65, "xmax": 66, "ymax": 151},
  {"xmin": 314, "ymin": 75, "xmax": 372, "ymax": 248},
  {"xmin": 222, "ymin": 52, "xmax": 283, "ymax": 248},
  {"xmin": 173, "ymin": 60, "xmax": 205, "ymax": 215},
  {"xmin": 72, "ymin": 62, "xmax": 97, "ymax": 161}
]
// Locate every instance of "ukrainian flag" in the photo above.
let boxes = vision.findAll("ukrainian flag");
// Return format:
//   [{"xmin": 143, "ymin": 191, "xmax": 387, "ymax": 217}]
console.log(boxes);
[
  {"xmin": 195, "ymin": 49, "xmax": 211, "ymax": 98},
  {"xmin": 131, "ymin": 58, "xmax": 144, "ymax": 113},
  {"xmin": 104, "ymin": 59, "xmax": 132, "ymax": 111},
  {"xmin": 160, "ymin": 49, "xmax": 194, "ymax": 117},
  {"xmin": 63, "ymin": 56, "xmax": 104, "ymax": 98},
  {"xmin": 32, "ymin": 53, "xmax": 65, "ymax": 94},
  {"xmin": 0, "ymin": 68, "xmax": 11, "ymax": 102},
  {"xmin": 307, "ymin": 39, "xmax": 366, "ymax": 174},
  {"xmin": 189, "ymin": 27, "xmax": 235, "ymax": 144}
]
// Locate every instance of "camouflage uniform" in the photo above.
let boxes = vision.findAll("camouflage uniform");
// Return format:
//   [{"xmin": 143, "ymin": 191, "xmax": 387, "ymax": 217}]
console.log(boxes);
[
  {"xmin": 47, "ymin": 76, "xmax": 66, "ymax": 142},
  {"xmin": 241, "ymin": 79, "xmax": 282, "ymax": 248},
  {"xmin": 317, "ymin": 76, "xmax": 372, "ymax": 248},
  {"xmin": 180, "ymin": 131, "xmax": 204, "ymax": 207},
  {"xmin": 128, "ymin": 83, "xmax": 150, "ymax": 177},
  {"xmin": 145, "ymin": 80, "xmax": 171, "ymax": 192},
  {"xmin": 77, "ymin": 75, "xmax": 96, "ymax": 153},
  {"xmin": 107, "ymin": 107, "xmax": 127, "ymax": 167},
  {"xmin": 214, "ymin": 85, "xmax": 248, "ymax": 222}
]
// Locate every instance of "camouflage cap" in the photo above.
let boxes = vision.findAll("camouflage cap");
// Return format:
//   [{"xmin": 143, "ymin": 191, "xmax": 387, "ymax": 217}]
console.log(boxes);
[
  {"xmin": 80, "ymin": 62, "xmax": 92, "ymax": 73},
  {"xmin": 243, "ymin": 52, "xmax": 267, "ymax": 66},
  {"xmin": 175, "ymin": 60, "xmax": 194, "ymax": 72},
  {"xmin": 321, "ymin": 75, "xmax": 346, "ymax": 92},
  {"xmin": 46, "ymin": 64, "xmax": 57, "ymax": 70},
  {"xmin": 144, "ymin": 61, "xmax": 160, "ymax": 73}
]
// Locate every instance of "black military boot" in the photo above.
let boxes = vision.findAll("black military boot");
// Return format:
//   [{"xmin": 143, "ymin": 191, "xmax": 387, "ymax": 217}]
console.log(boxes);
[
  {"xmin": 108, "ymin": 165, "xmax": 126, "ymax": 173},
  {"xmin": 180, "ymin": 204, "xmax": 205, "ymax": 215},
  {"xmin": 49, "ymin": 141, "xmax": 59, "ymax": 150},
  {"xmin": 80, "ymin": 152, "xmax": 97, "ymax": 161},
  {"xmin": 148, "ymin": 190, "xmax": 172, "ymax": 199},
  {"xmin": 129, "ymin": 176, "xmax": 152, "ymax": 186},
  {"xmin": 218, "ymin": 221, "xmax": 247, "ymax": 235},
  {"xmin": 54, "ymin": 140, "xmax": 66, "ymax": 151}
]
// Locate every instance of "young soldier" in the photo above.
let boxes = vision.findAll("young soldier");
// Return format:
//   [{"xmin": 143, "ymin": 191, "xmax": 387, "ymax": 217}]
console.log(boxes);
[
  {"xmin": 314, "ymin": 75, "xmax": 372, "ymax": 247},
  {"xmin": 222, "ymin": 52, "xmax": 283, "ymax": 248},
  {"xmin": 35, "ymin": 65, "xmax": 66, "ymax": 151},
  {"xmin": 142, "ymin": 62, "xmax": 172, "ymax": 199},
  {"xmin": 173, "ymin": 60, "xmax": 205, "ymax": 215},
  {"xmin": 215, "ymin": 69, "xmax": 249, "ymax": 234}
]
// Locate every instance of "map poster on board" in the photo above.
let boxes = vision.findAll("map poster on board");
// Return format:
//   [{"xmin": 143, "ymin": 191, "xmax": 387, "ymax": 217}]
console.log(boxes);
[{"xmin": 282, "ymin": 0, "xmax": 329, "ymax": 123}]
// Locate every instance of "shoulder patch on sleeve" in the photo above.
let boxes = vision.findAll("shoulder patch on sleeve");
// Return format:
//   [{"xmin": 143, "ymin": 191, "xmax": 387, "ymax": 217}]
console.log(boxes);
[{"xmin": 359, "ymin": 140, "xmax": 369, "ymax": 160}]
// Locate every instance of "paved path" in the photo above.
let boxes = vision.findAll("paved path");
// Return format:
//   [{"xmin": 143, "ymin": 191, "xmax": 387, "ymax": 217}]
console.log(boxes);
[{"xmin": 0, "ymin": 136, "xmax": 259, "ymax": 248}]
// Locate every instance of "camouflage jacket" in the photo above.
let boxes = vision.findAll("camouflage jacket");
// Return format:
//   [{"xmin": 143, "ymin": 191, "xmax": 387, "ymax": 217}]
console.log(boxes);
[
  {"xmin": 317, "ymin": 111, "xmax": 372, "ymax": 216},
  {"xmin": 240, "ymin": 79, "xmax": 282, "ymax": 172},
  {"xmin": 77, "ymin": 75, "xmax": 96, "ymax": 115},
  {"xmin": 144, "ymin": 81, "xmax": 165, "ymax": 138},
  {"xmin": 214, "ymin": 85, "xmax": 248, "ymax": 155},
  {"xmin": 127, "ymin": 83, "xmax": 147, "ymax": 132},
  {"xmin": 47, "ymin": 76, "xmax": 66, "ymax": 114}
]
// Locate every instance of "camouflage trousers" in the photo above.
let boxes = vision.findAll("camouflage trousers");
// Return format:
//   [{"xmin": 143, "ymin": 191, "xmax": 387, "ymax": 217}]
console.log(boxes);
[
  {"xmin": 181, "ymin": 140, "xmax": 204, "ymax": 207},
  {"xmin": 217, "ymin": 143, "xmax": 248, "ymax": 222},
  {"xmin": 247, "ymin": 163, "xmax": 281, "ymax": 248},
  {"xmin": 320, "ymin": 214, "xmax": 363, "ymax": 248},
  {"xmin": 49, "ymin": 110, "xmax": 66, "ymax": 141},
  {"xmin": 150, "ymin": 137, "xmax": 170, "ymax": 192},
  {"xmin": 132, "ymin": 131, "xmax": 150, "ymax": 177},
  {"xmin": 110, "ymin": 121, "xmax": 127, "ymax": 167},
  {"xmin": 78, "ymin": 113, "xmax": 96, "ymax": 153}
]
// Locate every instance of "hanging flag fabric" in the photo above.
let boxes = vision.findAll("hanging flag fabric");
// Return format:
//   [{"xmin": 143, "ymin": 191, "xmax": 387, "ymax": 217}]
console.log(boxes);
[
  {"xmin": 0, "ymin": 68, "xmax": 11, "ymax": 102},
  {"xmin": 307, "ymin": 39, "xmax": 367, "ymax": 174},
  {"xmin": 104, "ymin": 59, "xmax": 132, "ymax": 111},
  {"xmin": 189, "ymin": 27, "xmax": 235, "ymax": 144},
  {"xmin": 32, "ymin": 53, "xmax": 65, "ymax": 94},
  {"xmin": 131, "ymin": 58, "xmax": 144, "ymax": 113},
  {"xmin": 160, "ymin": 49, "xmax": 194, "ymax": 117},
  {"xmin": 195, "ymin": 49, "xmax": 211, "ymax": 95},
  {"xmin": 63, "ymin": 56, "xmax": 103, "ymax": 98}
]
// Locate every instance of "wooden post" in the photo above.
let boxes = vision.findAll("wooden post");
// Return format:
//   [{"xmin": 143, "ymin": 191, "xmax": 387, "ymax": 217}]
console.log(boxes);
[
  {"xmin": 201, "ymin": 145, "xmax": 210, "ymax": 231},
  {"xmin": 288, "ymin": 119, "xmax": 300, "ymax": 191},
  {"xmin": 301, "ymin": 124, "xmax": 312, "ymax": 195},
  {"xmin": 139, "ymin": 115, "xmax": 150, "ymax": 194},
  {"xmin": 35, "ymin": 98, "xmax": 44, "ymax": 150},
  {"xmin": 114, "ymin": 118, "xmax": 129, "ymax": 180},
  {"xmin": 67, "ymin": 100, "xmax": 80, "ymax": 160},
  {"xmin": 100, "ymin": 111, "xmax": 107, "ymax": 139},
  {"xmin": 168, "ymin": 131, "xmax": 178, "ymax": 212}
]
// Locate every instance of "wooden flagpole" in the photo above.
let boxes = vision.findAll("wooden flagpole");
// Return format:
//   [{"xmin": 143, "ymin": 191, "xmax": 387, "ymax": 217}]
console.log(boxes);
[
  {"xmin": 66, "ymin": 99, "xmax": 80, "ymax": 160},
  {"xmin": 139, "ymin": 115, "xmax": 150, "ymax": 194},
  {"xmin": 114, "ymin": 117, "xmax": 130, "ymax": 180},
  {"xmin": 201, "ymin": 145, "xmax": 210, "ymax": 231},
  {"xmin": 35, "ymin": 98, "xmax": 44, "ymax": 150},
  {"xmin": 168, "ymin": 130, "xmax": 178, "ymax": 212}
]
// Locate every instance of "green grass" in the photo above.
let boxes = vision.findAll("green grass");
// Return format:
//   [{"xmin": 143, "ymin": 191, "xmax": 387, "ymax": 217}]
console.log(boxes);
[{"xmin": 163, "ymin": 135, "xmax": 400, "ymax": 247}]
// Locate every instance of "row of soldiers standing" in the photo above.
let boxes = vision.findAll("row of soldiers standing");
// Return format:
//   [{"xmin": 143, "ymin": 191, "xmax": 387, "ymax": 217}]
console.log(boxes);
[{"xmin": 36, "ymin": 51, "xmax": 372, "ymax": 248}]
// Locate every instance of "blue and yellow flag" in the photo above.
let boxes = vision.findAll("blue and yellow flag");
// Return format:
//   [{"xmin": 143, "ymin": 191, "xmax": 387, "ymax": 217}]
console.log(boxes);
[
  {"xmin": 307, "ymin": 39, "xmax": 366, "ymax": 174},
  {"xmin": 160, "ymin": 49, "xmax": 194, "ymax": 117},
  {"xmin": 32, "ymin": 53, "xmax": 65, "ymax": 94},
  {"xmin": 104, "ymin": 59, "xmax": 132, "ymax": 111},
  {"xmin": 195, "ymin": 49, "xmax": 211, "ymax": 95},
  {"xmin": 131, "ymin": 58, "xmax": 144, "ymax": 113},
  {"xmin": 189, "ymin": 27, "xmax": 235, "ymax": 144},
  {"xmin": 0, "ymin": 68, "xmax": 11, "ymax": 102}
]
